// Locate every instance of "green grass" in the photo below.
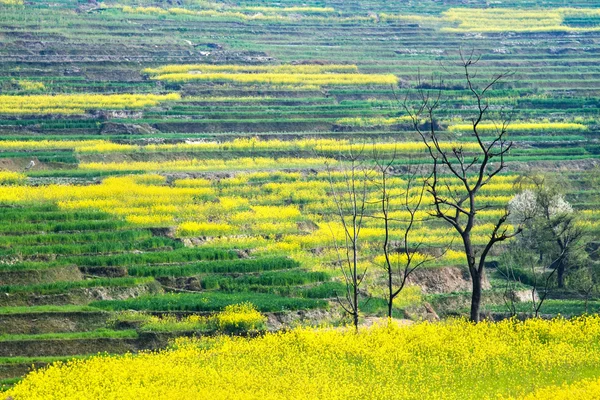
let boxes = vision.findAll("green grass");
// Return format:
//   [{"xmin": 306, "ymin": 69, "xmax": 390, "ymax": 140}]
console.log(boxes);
[
  {"xmin": 0, "ymin": 248, "xmax": 240, "ymax": 273},
  {"xmin": 0, "ymin": 377, "xmax": 21, "ymax": 390},
  {"xmin": 0, "ymin": 237, "xmax": 180, "ymax": 257},
  {"xmin": 359, "ymin": 296, "xmax": 406, "ymax": 319},
  {"xmin": 0, "ymin": 210, "xmax": 114, "ymax": 223},
  {"xmin": 0, "ymin": 220, "xmax": 128, "ymax": 236},
  {"xmin": 0, "ymin": 329, "xmax": 138, "ymax": 342},
  {"xmin": 0, "ymin": 355, "xmax": 91, "ymax": 364},
  {"xmin": 0, "ymin": 305, "xmax": 103, "ymax": 315},
  {"xmin": 65, "ymin": 248, "xmax": 239, "ymax": 268},
  {"xmin": 0, "ymin": 229, "xmax": 154, "ymax": 247},
  {"xmin": 199, "ymin": 270, "xmax": 330, "ymax": 290},
  {"xmin": 129, "ymin": 257, "xmax": 301, "ymax": 277},
  {"xmin": 91, "ymin": 292, "xmax": 327, "ymax": 312},
  {"xmin": 0, "ymin": 277, "xmax": 155, "ymax": 295},
  {"xmin": 300, "ymin": 281, "xmax": 347, "ymax": 299}
]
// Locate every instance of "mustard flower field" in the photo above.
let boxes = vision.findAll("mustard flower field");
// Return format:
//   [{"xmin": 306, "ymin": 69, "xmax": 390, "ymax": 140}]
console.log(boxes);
[{"xmin": 0, "ymin": 0, "xmax": 600, "ymax": 397}]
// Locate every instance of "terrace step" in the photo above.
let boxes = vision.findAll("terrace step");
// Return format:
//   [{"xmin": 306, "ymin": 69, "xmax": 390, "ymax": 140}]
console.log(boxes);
[
  {"xmin": 0, "ymin": 332, "xmax": 174, "ymax": 358},
  {"xmin": 0, "ymin": 362, "xmax": 50, "ymax": 381},
  {"xmin": 0, "ymin": 338, "xmax": 141, "ymax": 358},
  {"xmin": 0, "ymin": 312, "xmax": 110, "ymax": 335},
  {"xmin": 0, "ymin": 281, "xmax": 161, "ymax": 307},
  {"xmin": 0, "ymin": 266, "xmax": 83, "ymax": 286}
]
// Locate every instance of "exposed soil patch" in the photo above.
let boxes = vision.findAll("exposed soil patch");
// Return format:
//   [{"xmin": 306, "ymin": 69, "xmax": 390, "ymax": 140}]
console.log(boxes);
[
  {"xmin": 0, "ymin": 282, "xmax": 162, "ymax": 307},
  {"xmin": 0, "ymin": 266, "xmax": 83, "ymax": 286},
  {"xmin": 407, "ymin": 266, "xmax": 490, "ymax": 294},
  {"xmin": 0, "ymin": 312, "xmax": 109, "ymax": 335}
]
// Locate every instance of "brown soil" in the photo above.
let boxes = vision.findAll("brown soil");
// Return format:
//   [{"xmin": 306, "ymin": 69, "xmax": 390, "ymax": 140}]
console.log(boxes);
[
  {"xmin": 407, "ymin": 266, "xmax": 491, "ymax": 294},
  {"xmin": 0, "ymin": 312, "xmax": 109, "ymax": 335}
]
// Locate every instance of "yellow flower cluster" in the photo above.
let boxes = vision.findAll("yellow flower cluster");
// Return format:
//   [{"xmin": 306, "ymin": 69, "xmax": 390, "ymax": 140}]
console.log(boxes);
[
  {"xmin": 2, "ymin": 171, "xmax": 591, "ymax": 272},
  {"xmin": 0, "ymin": 0, "xmax": 23, "ymax": 5},
  {"xmin": 0, "ymin": 140, "xmax": 105, "ymax": 151},
  {"xmin": 7, "ymin": 317, "xmax": 600, "ymax": 399},
  {"xmin": 139, "ymin": 303, "xmax": 267, "ymax": 333},
  {"xmin": 0, "ymin": 176, "xmax": 307, "ymax": 237},
  {"xmin": 373, "ymin": 252, "xmax": 430, "ymax": 266},
  {"xmin": 335, "ymin": 116, "xmax": 414, "ymax": 126},
  {"xmin": 149, "ymin": 72, "xmax": 398, "ymax": 86},
  {"xmin": 0, "ymin": 175, "xmax": 213, "ymax": 227},
  {"xmin": 0, "ymin": 93, "xmax": 179, "ymax": 115},
  {"xmin": 215, "ymin": 302, "xmax": 267, "ymax": 333},
  {"xmin": 391, "ymin": 285, "xmax": 423, "ymax": 308},
  {"xmin": 0, "ymin": 171, "xmax": 26, "ymax": 185},
  {"xmin": 176, "ymin": 221, "xmax": 234, "ymax": 237},
  {"xmin": 513, "ymin": 377, "xmax": 600, "ymax": 400},
  {"xmin": 287, "ymin": 223, "xmax": 515, "ymax": 249},
  {"xmin": 79, "ymin": 157, "xmax": 337, "ymax": 172},
  {"xmin": 144, "ymin": 63, "xmax": 396, "ymax": 87},
  {"xmin": 575, "ymin": 220, "xmax": 600, "ymax": 231},
  {"xmin": 143, "ymin": 64, "xmax": 359, "ymax": 75},
  {"xmin": 16, "ymin": 80, "xmax": 45, "ymax": 91},
  {"xmin": 441, "ymin": 8, "xmax": 600, "ymax": 33},
  {"xmin": 0, "ymin": 138, "xmax": 488, "ymax": 155},
  {"xmin": 0, "ymin": 138, "xmax": 483, "ymax": 155}
]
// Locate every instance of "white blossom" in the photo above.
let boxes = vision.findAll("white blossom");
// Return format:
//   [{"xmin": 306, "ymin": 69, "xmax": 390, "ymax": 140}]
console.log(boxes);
[
  {"xmin": 508, "ymin": 189, "xmax": 538, "ymax": 224},
  {"xmin": 548, "ymin": 194, "xmax": 573, "ymax": 217},
  {"xmin": 508, "ymin": 189, "xmax": 573, "ymax": 225}
]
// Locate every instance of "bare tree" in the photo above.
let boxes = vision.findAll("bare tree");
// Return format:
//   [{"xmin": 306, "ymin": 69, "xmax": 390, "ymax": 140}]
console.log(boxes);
[
  {"xmin": 581, "ymin": 264, "xmax": 599, "ymax": 314},
  {"xmin": 498, "ymin": 262, "xmax": 519, "ymax": 317},
  {"xmin": 326, "ymin": 146, "xmax": 374, "ymax": 329},
  {"xmin": 374, "ymin": 153, "xmax": 435, "ymax": 318},
  {"xmin": 403, "ymin": 52, "xmax": 521, "ymax": 322}
]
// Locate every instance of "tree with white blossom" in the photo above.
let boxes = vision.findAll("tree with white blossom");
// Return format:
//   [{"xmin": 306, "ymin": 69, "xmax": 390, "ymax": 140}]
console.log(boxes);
[{"xmin": 508, "ymin": 176, "xmax": 585, "ymax": 289}]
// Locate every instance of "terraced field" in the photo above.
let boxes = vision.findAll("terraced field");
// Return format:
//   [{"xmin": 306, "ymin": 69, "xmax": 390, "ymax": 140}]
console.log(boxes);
[{"xmin": 0, "ymin": 0, "xmax": 599, "ymax": 392}]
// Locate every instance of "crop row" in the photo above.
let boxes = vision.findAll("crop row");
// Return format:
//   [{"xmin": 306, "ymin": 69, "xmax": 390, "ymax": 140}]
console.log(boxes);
[
  {"xmin": 91, "ymin": 292, "xmax": 327, "ymax": 312},
  {"xmin": 0, "ymin": 236, "xmax": 179, "ymax": 258},
  {"xmin": 4, "ymin": 172, "xmax": 597, "ymax": 278},
  {"xmin": 128, "ymin": 257, "xmax": 300, "ymax": 277},
  {"xmin": 0, "ymin": 277, "xmax": 154, "ymax": 295},
  {"xmin": 0, "ymin": 94, "xmax": 179, "ymax": 115}
]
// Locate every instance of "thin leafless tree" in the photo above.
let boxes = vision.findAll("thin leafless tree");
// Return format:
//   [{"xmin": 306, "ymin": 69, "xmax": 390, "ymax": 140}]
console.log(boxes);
[
  {"xmin": 403, "ymin": 51, "xmax": 521, "ymax": 322},
  {"xmin": 373, "ymin": 152, "xmax": 436, "ymax": 318},
  {"xmin": 498, "ymin": 262, "xmax": 519, "ymax": 317},
  {"xmin": 326, "ymin": 146, "xmax": 374, "ymax": 329}
]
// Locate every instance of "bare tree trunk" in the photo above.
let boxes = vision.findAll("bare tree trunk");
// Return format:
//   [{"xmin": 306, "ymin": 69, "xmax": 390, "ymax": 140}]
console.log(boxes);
[
  {"xmin": 470, "ymin": 269, "xmax": 482, "ymax": 322},
  {"xmin": 557, "ymin": 261, "xmax": 566, "ymax": 289},
  {"xmin": 585, "ymin": 290, "xmax": 590, "ymax": 314},
  {"xmin": 464, "ymin": 239, "xmax": 482, "ymax": 322}
]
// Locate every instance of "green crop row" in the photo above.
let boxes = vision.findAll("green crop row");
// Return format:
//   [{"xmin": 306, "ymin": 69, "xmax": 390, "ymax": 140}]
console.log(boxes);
[
  {"xmin": 91, "ymin": 292, "xmax": 327, "ymax": 312},
  {"xmin": 0, "ymin": 329, "xmax": 138, "ymax": 342},
  {"xmin": 0, "ymin": 277, "xmax": 155, "ymax": 295},
  {"xmin": 0, "ymin": 229, "xmax": 154, "ymax": 247},
  {"xmin": 199, "ymin": 269, "xmax": 330, "ymax": 290},
  {"xmin": 0, "ymin": 237, "xmax": 181, "ymax": 258},
  {"xmin": 128, "ymin": 256, "xmax": 300, "ymax": 277}
]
